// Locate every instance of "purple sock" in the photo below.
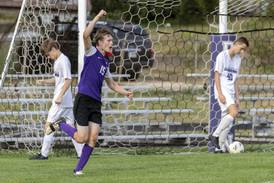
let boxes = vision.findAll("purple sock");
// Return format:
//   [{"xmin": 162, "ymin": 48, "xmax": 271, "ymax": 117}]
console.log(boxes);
[
  {"xmin": 74, "ymin": 144, "xmax": 93, "ymax": 172},
  {"xmin": 60, "ymin": 122, "xmax": 77, "ymax": 138}
]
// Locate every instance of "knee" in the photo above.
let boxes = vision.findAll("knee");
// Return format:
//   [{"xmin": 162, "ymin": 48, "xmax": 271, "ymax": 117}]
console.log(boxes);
[
  {"xmin": 44, "ymin": 122, "xmax": 51, "ymax": 130},
  {"xmin": 229, "ymin": 110, "xmax": 238, "ymax": 118},
  {"xmin": 88, "ymin": 136, "xmax": 98, "ymax": 147},
  {"xmin": 228, "ymin": 105, "xmax": 238, "ymax": 118},
  {"xmin": 76, "ymin": 134, "xmax": 89, "ymax": 144}
]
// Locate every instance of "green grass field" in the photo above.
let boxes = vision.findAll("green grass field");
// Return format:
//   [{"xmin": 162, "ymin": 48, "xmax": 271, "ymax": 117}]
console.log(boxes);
[{"xmin": 1, "ymin": 152, "xmax": 274, "ymax": 183}]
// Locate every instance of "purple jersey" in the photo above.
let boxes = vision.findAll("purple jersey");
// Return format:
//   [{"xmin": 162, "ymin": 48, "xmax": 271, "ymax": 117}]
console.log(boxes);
[{"xmin": 78, "ymin": 46, "xmax": 110, "ymax": 102}]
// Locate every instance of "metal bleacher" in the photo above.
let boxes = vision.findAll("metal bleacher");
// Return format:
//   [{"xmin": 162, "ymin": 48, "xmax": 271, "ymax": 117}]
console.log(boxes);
[
  {"xmin": 0, "ymin": 109, "xmax": 194, "ymax": 117},
  {"xmin": 0, "ymin": 74, "xmax": 200, "ymax": 146},
  {"xmin": 187, "ymin": 73, "xmax": 274, "ymax": 80},
  {"xmin": 2, "ymin": 71, "xmax": 273, "ymax": 146},
  {"xmin": 0, "ymin": 97, "xmax": 172, "ymax": 104}
]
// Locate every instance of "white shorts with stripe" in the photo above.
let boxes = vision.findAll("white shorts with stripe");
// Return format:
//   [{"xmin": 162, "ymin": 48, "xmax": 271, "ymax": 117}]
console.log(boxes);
[
  {"xmin": 216, "ymin": 90, "xmax": 236, "ymax": 116},
  {"xmin": 47, "ymin": 103, "xmax": 74, "ymax": 126}
]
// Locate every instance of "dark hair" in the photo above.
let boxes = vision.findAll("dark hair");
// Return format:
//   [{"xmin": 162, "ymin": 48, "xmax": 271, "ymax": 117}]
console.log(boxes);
[
  {"xmin": 94, "ymin": 28, "xmax": 112, "ymax": 46},
  {"xmin": 234, "ymin": 37, "xmax": 249, "ymax": 47},
  {"xmin": 41, "ymin": 38, "xmax": 60, "ymax": 55}
]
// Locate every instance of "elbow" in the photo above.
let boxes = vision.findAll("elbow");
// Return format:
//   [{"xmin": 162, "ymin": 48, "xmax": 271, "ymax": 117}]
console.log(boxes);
[
  {"xmin": 111, "ymin": 82, "xmax": 118, "ymax": 90},
  {"xmin": 214, "ymin": 72, "xmax": 219, "ymax": 79},
  {"xmin": 65, "ymin": 79, "xmax": 72, "ymax": 85},
  {"xmin": 109, "ymin": 83, "xmax": 115, "ymax": 91},
  {"xmin": 83, "ymin": 33, "xmax": 89, "ymax": 40},
  {"xmin": 106, "ymin": 79, "xmax": 116, "ymax": 91},
  {"xmin": 111, "ymin": 84, "xmax": 118, "ymax": 92},
  {"xmin": 214, "ymin": 74, "xmax": 217, "ymax": 81},
  {"xmin": 83, "ymin": 30, "xmax": 91, "ymax": 39}
]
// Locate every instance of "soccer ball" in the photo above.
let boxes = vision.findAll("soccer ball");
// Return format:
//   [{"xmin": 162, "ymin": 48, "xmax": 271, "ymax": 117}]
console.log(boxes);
[{"xmin": 229, "ymin": 141, "xmax": 244, "ymax": 154}]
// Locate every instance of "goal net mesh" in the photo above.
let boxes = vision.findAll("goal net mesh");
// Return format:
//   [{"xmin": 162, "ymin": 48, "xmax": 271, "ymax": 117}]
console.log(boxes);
[{"xmin": 0, "ymin": 0, "xmax": 273, "ymax": 154}]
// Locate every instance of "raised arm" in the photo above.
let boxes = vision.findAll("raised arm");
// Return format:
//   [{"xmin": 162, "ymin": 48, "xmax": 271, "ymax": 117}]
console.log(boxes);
[{"xmin": 83, "ymin": 10, "xmax": 107, "ymax": 50}]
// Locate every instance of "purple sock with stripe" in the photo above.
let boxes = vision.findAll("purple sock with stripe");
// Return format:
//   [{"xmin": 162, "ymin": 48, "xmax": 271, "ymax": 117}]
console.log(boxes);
[
  {"xmin": 60, "ymin": 122, "xmax": 77, "ymax": 138},
  {"xmin": 74, "ymin": 144, "xmax": 93, "ymax": 172}
]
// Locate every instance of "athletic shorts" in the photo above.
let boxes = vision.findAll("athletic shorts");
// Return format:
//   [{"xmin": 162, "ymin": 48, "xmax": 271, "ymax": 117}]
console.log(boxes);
[
  {"xmin": 216, "ymin": 90, "xmax": 235, "ymax": 115},
  {"xmin": 73, "ymin": 93, "xmax": 102, "ymax": 126},
  {"xmin": 47, "ymin": 103, "xmax": 74, "ymax": 125}
]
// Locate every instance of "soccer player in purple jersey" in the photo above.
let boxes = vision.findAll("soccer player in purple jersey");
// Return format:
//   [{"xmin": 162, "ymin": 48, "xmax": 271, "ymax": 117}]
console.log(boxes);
[{"xmin": 45, "ymin": 10, "xmax": 133, "ymax": 175}]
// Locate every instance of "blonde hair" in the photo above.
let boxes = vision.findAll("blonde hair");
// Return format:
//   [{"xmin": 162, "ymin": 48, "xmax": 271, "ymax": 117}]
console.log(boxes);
[
  {"xmin": 41, "ymin": 38, "xmax": 60, "ymax": 55},
  {"xmin": 94, "ymin": 28, "xmax": 112, "ymax": 46}
]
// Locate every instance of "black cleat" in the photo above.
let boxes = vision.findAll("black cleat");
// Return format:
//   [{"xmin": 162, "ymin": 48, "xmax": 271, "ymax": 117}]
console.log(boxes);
[
  {"xmin": 209, "ymin": 135, "xmax": 220, "ymax": 149},
  {"xmin": 29, "ymin": 153, "xmax": 48, "ymax": 160}
]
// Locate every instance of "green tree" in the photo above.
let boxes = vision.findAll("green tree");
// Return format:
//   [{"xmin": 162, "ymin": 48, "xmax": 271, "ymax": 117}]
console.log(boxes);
[
  {"xmin": 177, "ymin": 0, "xmax": 218, "ymax": 24},
  {"xmin": 89, "ymin": 0, "xmax": 219, "ymax": 25},
  {"xmin": 89, "ymin": 0, "xmax": 128, "ymax": 20}
]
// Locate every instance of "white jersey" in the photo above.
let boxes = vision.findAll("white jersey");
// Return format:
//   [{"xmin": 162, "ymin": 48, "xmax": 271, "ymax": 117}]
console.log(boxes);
[
  {"xmin": 214, "ymin": 50, "xmax": 241, "ymax": 98},
  {"xmin": 53, "ymin": 53, "xmax": 73, "ymax": 107}
]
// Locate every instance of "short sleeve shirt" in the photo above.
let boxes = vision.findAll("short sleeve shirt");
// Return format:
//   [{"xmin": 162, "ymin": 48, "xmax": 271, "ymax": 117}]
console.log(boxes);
[
  {"xmin": 53, "ymin": 53, "xmax": 73, "ymax": 107},
  {"xmin": 214, "ymin": 50, "xmax": 241, "ymax": 98},
  {"xmin": 77, "ymin": 46, "xmax": 112, "ymax": 102}
]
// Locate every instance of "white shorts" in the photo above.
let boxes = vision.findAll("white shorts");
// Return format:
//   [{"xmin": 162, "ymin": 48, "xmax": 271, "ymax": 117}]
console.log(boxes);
[
  {"xmin": 216, "ymin": 91, "xmax": 235, "ymax": 115},
  {"xmin": 47, "ymin": 103, "xmax": 74, "ymax": 126}
]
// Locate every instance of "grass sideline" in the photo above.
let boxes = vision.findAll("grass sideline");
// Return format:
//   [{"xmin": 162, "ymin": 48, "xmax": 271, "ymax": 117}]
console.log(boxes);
[{"xmin": 1, "ymin": 152, "xmax": 274, "ymax": 183}]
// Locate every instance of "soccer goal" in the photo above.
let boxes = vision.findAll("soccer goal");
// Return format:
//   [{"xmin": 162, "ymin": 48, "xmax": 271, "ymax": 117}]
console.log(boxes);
[{"xmin": 0, "ymin": 0, "xmax": 273, "ymax": 154}]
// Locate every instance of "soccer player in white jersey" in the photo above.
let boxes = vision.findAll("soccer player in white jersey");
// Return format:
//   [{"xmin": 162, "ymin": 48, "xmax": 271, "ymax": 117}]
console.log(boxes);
[
  {"xmin": 30, "ymin": 39, "xmax": 83, "ymax": 160},
  {"xmin": 210, "ymin": 37, "xmax": 249, "ymax": 153}
]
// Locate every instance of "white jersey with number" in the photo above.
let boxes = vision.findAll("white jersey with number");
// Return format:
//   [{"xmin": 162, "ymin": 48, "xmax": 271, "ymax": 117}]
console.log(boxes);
[
  {"xmin": 53, "ymin": 53, "xmax": 73, "ymax": 107},
  {"xmin": 214, "ymin": 50, "xmax": 241, "ymax": 99}
]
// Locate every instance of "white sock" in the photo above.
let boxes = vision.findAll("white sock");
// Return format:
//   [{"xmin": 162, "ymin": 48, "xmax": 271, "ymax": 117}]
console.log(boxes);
[
  {"xmin": 72, "ymin": 139, "xmax": 84, "ymax": 157},
  {"xmin": 219, "ymin": 123, "xmax": 233, "ymax": 152},
  {"xmin": 213, "ymin": 114, "xmax": 234, "ymax": 137},
  {"xmin": 218, "ymin": 115, "xmax": 234, "ymax": 150},
  {"xmin": 41, "ymin": 133, "xmax": 55, "ymax": 157},
  {"xmin": 219, "ymin": 122, "xmax": 233, "ymax": 152}
]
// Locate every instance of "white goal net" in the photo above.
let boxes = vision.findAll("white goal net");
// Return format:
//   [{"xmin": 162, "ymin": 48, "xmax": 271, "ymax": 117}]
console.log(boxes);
[{"xmin": 0, "ymin": 0, "xmax": 273, "ymax": 154}]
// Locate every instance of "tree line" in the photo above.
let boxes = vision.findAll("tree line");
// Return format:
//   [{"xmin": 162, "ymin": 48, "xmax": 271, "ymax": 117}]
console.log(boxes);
[
  {"xmin": 90, "ymin": 0, "xmax": 218, "ymax": 24},
  {"xmin": 90, "ymin": 0, "xmax": 274, "ymax": 25}
]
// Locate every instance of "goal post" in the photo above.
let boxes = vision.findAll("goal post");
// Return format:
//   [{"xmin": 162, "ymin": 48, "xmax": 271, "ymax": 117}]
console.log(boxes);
[
  {"xmin": 77, "ymin": 0, "xmax": 86, "ymax": 82},
  {"xmin": 208, "ymin": 0, "xmax": 235, "ymax": 152},
  {"xmin": 0, "ymin": 0, "xmax": 27, "ymax": 88},
  {"xmin": 219, "ymin": 0, "xmax": 227, "ymax": 34}
]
